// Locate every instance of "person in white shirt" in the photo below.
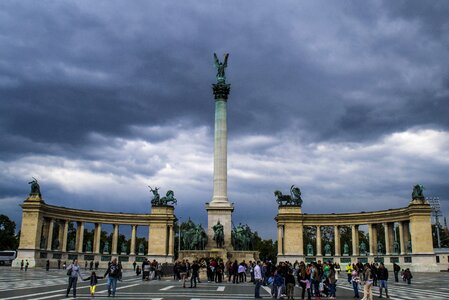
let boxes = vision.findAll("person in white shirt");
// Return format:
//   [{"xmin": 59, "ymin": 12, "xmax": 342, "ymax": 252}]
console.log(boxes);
[{"xmin": 254, "ymin": 261, "xmax": 263, "ymax": 298}]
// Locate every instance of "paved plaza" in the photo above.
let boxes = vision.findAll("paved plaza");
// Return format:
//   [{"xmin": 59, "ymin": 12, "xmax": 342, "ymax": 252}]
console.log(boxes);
[{"xmin": 0, "ymin": 267, "xmax": 448, "ymax": 300}]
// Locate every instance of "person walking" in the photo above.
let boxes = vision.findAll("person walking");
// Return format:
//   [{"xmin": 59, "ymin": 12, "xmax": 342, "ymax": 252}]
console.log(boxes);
[
  {"xmin": 362, "ymin": 264, "xmax": 373, "ymax": 300},
  {"xmin": 104, "ymin": 258, "xmax": 122, "ymax": 297},
  {"xmin": 328, "ymin": 265, "xmax": 337, "ymax": 299},
  {"xmin": 377, "ymin": 263, "xmax": 389, "ymax": 298},
  {"xmin": 189, "ymin": 260, "xmax": 200, "ymax": 288},
  {"xmin": 25, "ymin": 260, "xmax": 29, "ymax": 271},
  {"xmin": 46, "ymin": 260, "xmax": 50, "ymax": 271},
  {"xmin": 393, "ymin": 263, "xmax": 400, "ymax": 283},
  {"xmin": 403, "ymin": 268, "xmax": 412, "ymax": 285},
  {"xmin": 83, "ymin": 271, "xmax": 103, "ymax": 297},
  {"xmin": 66, "ymin": 259, "xmax": 82, "ymax": 298},
  {"xmin": 254, "ymin": 261, "xmax": 263, "ymax": 299},
  {"xmin": 20, "ymin": 260, "xmax": 24, "ymax": 270},
  {"xmin": 351, "ymin": 268, "xmax": 361, "ymax": 299}
]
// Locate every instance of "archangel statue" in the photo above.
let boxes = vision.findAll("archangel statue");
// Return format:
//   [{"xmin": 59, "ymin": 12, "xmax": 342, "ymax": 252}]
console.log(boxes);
[{"xmin": 214, "ymin": 53, "xmax": 229, "ymax": 84}]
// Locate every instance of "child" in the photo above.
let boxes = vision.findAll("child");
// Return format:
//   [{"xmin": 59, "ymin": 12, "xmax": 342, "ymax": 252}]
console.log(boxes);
[
  {"xmin": 84, "ymin": 271, "xmax": 103, "ymax": 297},
  {"xmin": 403, "ymin": 268, "xmax": 413, "ymax": 284}
]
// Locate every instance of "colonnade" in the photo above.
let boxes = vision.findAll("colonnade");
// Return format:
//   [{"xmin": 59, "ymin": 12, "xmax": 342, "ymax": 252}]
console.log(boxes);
[
  {"xmin": 276, "ymin": 200, "xmax": 437, "ymax": 271},
  {"xmin": 14, "ymin": 194, "xmax": 176, "ymax": 268}
]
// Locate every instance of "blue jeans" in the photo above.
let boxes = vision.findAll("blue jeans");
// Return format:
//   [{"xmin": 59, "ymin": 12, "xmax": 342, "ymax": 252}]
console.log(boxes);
[
  {"xmin": 352, "ymin": 281, "xmax": 359, "ymax": 297},
  {"xmin": 108, "ymin": 277, "xmax": 118, "ymax": 295},
  {"xmin": 255, "ymin": 279, "xmax": 262, "ymax": 297},
  {"xmin": 329, "ymin": 283, "xmax": 336, "ymax": 297}
]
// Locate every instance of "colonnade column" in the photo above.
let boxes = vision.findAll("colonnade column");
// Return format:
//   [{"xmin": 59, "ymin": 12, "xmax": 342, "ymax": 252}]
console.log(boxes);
[
  {"xmin": 278, "ymin": 225, "xmax": 284, "ymax": 255},
  {"xmin": 368, "ymin": 224, "xmax": 377, "ymax": 256},
  {"xmin": 351, "ymin": 225, "xmax": 359, "ymax": 256},
  {"xmin": 403, "ymin": 221, "xmax": 411, "ymax": 254},
  {"xmin": 57, "ymin": 220, "xmax": 65, "ymax": 251},
  {"xmin": 334, "ymin": 225, "xmax": 341, "ymax": 256},
  {"xmin": 112, "ymin": 224, "xmax": 119, "ymax": 255},
  {"xmin": 62, "ymin": 221, "xmax": 69, "ymax": 252},
  {"xmin": 94, "ymin": 223, "xmax": 102, "ymax": 254},
  {"xmin": 384, "ymin": 222, "xmax": 394, "ymax": 255},
  {"xmin": 76, "ymin": 221, "xmax": 84, "ymax": 253},
  {"xmin": 147, "ymin": 225, "xmax": 151, "ymax": 255},
  {"xmin": 398, "ymin": 221, "xmax": 405, "ymax": 255},
  {"xmin": 130, "ymin": 225, "xmax": 137, "ymax": 255},
  {"xmin": 168, "ymin": 225, "xmax": 174, "ymax": 256},
  {"xmin": 316, "ymin": 226, "xmax": 322, "ymax": 256},
  {"xmin": 46, "ymin": 219, "xmax": 54, "ymax": 251}
]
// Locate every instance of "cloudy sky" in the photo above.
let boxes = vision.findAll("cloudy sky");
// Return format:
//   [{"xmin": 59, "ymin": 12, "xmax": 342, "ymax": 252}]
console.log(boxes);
[{"xmin": 1, "ymin": 0, "xmax": 449, "ymax": 239}]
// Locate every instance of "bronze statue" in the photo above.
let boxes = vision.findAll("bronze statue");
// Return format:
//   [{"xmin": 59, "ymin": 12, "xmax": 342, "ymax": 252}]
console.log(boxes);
[
  {"xmin": 138, "ymin": 242, "xmax": 145, "ymax": 254},
  {"xmin": 232, "ymin": 223, "xmax": 256, "ymax": 251},
  {"xmin": 212, "ymin": 221, "xmax": 224, "ymax": 248},
  {"xmin": 324, "ymin": 243, "xmax": 331, "ymax": 255},
  {"xmin": 307, "ymin": 243, "xmax": 314, "ymax": 256},
  {"xmin": 86, "ymin": 240, "xmax": 92, "ymax": 252},
  {"xmin": 360, "ymin": 241, "xmax": 367, "ymax": 255},
  {"xmin": 103, "ymin": 241, "xmax": 110, "ymax": 253},
  {"xmin": 149, "ymin": 186, "xmax": 177, "ymax": 206},
  {"xmin": 343, "ymin": 243, "xmax": 349, "ymax": 255},
  {"xmin": 412, "ymin": 184, "xmax": 425, "ymax": 200},
  {"xmin": 274, "ymin": 185, "xmax": 303, "ymax": 206},
  {"xmin": 214, "ymin": 53, "xmax": 229, "ymax": 84},
  {"xmin": 377, "ymin": 242, "xmax": 383, "ymax": 254},
  {"xmin": 28, "ymin": 177, "xmax": 41, "ymax": 197}
]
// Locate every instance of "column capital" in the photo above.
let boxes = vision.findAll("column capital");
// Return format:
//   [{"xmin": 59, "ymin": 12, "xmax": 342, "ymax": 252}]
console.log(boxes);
[{"xmin": 212, "ymin": 83, "xmax": 231, "ymax": 100}]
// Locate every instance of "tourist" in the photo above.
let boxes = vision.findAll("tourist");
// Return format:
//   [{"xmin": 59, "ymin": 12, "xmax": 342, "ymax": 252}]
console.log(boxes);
[
  {"xmin": 20, "ymin": 259, "xmax": 24, "ymax": 270},
  {"xmin": 249, "ymin": 261, "xmax": 255, "ymax": 283},
  {"xmin": 285, "ymin": 269, "xmax": 296, "ymax": 300},
  {"xmin": 299, "ymin": 264, "xmax": 312, "ymax": 300},
  {"xmin": 362, "ymin": 263, "xmax": 373, "ymax": 300},
  {"xmin": 25, "ymin": 260, "xmax": 29, "ymax": 271},
  {"xmin": 254, "ymin": 261, "xmax": 263, "ymax": 299},
  {"xmin": 377, "ymin": 263, "xmax": 389, "ymax": 298},
  {"xmin": 95, "ymin": 261, "xmax": 99, "ymax": 270},
  {"xmin": 133, "ymin": 260, "xmax": 137, "ymax": 271},
  {"xmin": 104, "ymin": 258, "xmax": 122, "ymax": 297},
  {"xmin": 83, "ymin": 271, "xmax": 103, "ymax": 297},
  {"xmin": 66, "ymin": 259, "xmax": 82, "ymax": 298},
  {"xmin": 85, "ymin": 261, "xmax": 88, "ymax": 270},
  {"xmin": 297, "ymin": 261, "xmax": 308, "ymax": 299},
  {"xmin": 142, "ymin": 258, "xmax": 150, "ymax": 280},
  {"xmin": 179, "ymin": 259, "xmax": 188, "ymax": 288},
  {"xmin": 403, "ymin": 268, "xmax": 413, "ymax": 285},
  {"xmin": 346, "ymin": 263, "xmax": 353, "ymax": 283},
  {"xmin": 328, "ymin": 264, "xmax": 337, "ymax": 299},
  {"xmin": 311, "ymin": 263, "xmax": 321, "ymax": 297},
  {"xmin": 63, "ymin": 261, "xmax": 67, "ymax": 269},
  {"xmin": 58, "ymin": 259, "xmax": 61, "ymax": 269},
  {"xmin": 46, "ymin": 259, "xmax": 50, "ymax": 271},
  {"xmin": 393, "ymin": 263, "xmax": 400, "ymax": 282},
  {"xmin": 189, "ymin": 260, "xmax": 200, "ymax": 288},
  {"xmin": 273, "ymin": 269, "xmax": 284, "ymax": 299},
  {"xmin": 89, "ymin": 260, "xmax": 93, "ymax": 270},
  {"xmin": 136, "ymin": 265, "xmax": 141, "ymax": 276},
  {"xmin": 238, "ymin": 262, "xmax": 246, "ymax": 283},
  {"xmin": 232, "ymin": 260, "xmax": 239, "ymax": 283},
  {"xmin": 216, "ymin": 260, "xmax": 224, "ymax": 283},
  {"xmin": 351, "ymin": 268, "xmax": 361, "ymax": 299}
]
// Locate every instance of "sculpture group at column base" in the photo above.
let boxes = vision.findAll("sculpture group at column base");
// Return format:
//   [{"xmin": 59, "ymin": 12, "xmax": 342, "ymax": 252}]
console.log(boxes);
[{"xmin": 179, "ymin": 249, "xmax": 259, "ymax": 263}]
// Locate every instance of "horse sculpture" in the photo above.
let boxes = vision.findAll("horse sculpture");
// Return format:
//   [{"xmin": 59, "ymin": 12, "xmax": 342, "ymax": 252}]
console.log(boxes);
[
  {"xmin": 274, "ymin": 185, "xmax": 303, "ymax": 206},
  {"xmin": 412, "ymin": 184, "xmax": 425, "ymax": 200},
  {"xmin": 149, "ymin": 186, "xmax": 177, "ymax": 206}
]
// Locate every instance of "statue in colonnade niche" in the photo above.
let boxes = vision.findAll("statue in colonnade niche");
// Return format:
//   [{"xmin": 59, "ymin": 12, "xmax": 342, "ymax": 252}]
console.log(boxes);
[
  {"xmin": 324, "ymin": 243, "xmax": 331, "ymax": 256},
  {"xmin": 52, "ymin": 239, "xmax": 59, "ymax": 250},
  {"xmin": 407, "ymin": 240, "xmax": 412, "ymax": 253},
  {"xmin": 68, "ymin": 239, "xmax": 75, "ymax": 251},
  {"xmin": 393, "ymin": 241, "xmax": 399, "ymax": 254},
  {"xmin": 307, "ymin": 243, "xmax": 314, "ymax": 256},
  {"xmin": 121, "ymin": 243, "xmax": 127, "ymax": 254},
  {"xmin": 377, "ymin": 242, "xmax": 383, "ymax": 255},
  {"xmin": 138, "ymin": 242, "xmax": 145, "ymax": 255},
  {"xmin": 360, "ymin": 241, "xmax": 367, "ymax": 255},
  {"xmin": 103, "ymin": 241, "xmax": 110, "ymax": 254},
  {"xmin": 40, "ymin": 237, "xmax": 46, "ymax": 249},
  {"xmin": 343, "ymin": 243, "xmax": 349, "ymax": 255},
  {"xmin": 86, "ymin": 240, "xmax": 92, "ymax": 252}
]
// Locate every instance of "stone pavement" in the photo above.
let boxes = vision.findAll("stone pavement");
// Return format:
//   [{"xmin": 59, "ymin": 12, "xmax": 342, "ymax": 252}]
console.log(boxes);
[{"xmin": 0, "ymin": 267, "xmax": 448, "ymax": 299}]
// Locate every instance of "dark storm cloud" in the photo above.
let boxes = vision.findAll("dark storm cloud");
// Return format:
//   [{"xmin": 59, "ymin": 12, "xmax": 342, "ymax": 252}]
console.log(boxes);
[{"xmin": 2, "ymin": 1, "xmax": 449, "ymax": 238}]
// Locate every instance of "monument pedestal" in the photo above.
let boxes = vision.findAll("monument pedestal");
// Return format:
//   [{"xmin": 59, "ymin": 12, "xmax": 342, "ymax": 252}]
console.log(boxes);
[{"xmin": 206, "ymin": 203, "xmax": 234, "ymax": 250}]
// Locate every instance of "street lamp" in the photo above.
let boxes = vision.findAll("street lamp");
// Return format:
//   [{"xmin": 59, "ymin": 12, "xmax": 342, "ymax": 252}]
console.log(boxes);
[{"xmin": 427, "ymin": 196, "xmax": 442, "ymax": 248}]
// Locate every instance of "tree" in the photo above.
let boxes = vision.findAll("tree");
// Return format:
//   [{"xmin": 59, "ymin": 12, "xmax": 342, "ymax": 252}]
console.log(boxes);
[
  {"xmin": 0, "ymin": 214, "xmax": 18, "ymax": 250},
  {"xmin": 256, "ymin": 239, "xmax": 277, "ymax": 264}
]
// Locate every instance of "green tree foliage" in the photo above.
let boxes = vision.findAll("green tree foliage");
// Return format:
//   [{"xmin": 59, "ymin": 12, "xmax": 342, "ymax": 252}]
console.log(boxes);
[
  {"xmin": 255, "ymin": 239, "xmax": 277, "ymax": 264},
  {"xmin": 0, "ymin": 214, "xmax": 18, "ymax": 250}
]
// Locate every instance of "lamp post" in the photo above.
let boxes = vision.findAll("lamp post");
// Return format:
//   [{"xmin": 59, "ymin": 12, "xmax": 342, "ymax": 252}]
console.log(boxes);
[{"xmin": 428, "ymin": 197, "xmax": 442, "ymax": 248}]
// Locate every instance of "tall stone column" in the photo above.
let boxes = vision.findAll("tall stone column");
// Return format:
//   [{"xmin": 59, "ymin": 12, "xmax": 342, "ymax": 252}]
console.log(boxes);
[
  {"xmin": 94, "ymin": 223, "xmax": 102, "ymax": 254},
  {"xmin": 206, "ymin": 72, "xmax": 234, "ymax": 250},
  {"xmin": 112, "ymin": 224, "xmax": 119, "ymax": 255},
  {"xmin": 76, "ymin": 222, "xmax": 84, "ymax": 253},
  {"xmin": 398, "ymin": 221, "xmax": 405, "ymax": 255},
  {"xmin": 46, "ymin": 219, "xmax": 54, "ymax": 251},
  {"xmin": 384, "ymin": 223, "xmax": 394, "ymax": 255},
  {"xmin": 130, "ymin": 225, "xmax": 137, "ymax": 255},
  {"xmin": 351, "ymin": 225, "xmax": 359, "ymax": 256},
  {"xmin": 278, "ymin": 225, "xmax": 284, "ymax": 255},
  {"xmin": 403, "ymin": 221, "xmax": 410, "ymax": 254},
  {"xmin": 168, "ymin": 225, "xmax": 174, "ymax": 256},
  {"xmin": 62, "ymin": 221, "xmax": 69, "ymax": 252},
  {"xmin": 316, "ymin": 226, "xmax": 322, "ymax": 256},
  {"xmin": 147, "ymin": 225, "xmax": 151, "ymax": 256},
  {"xmin": 369, "ymin": 224, "xmax": 378, "ymax": 256},
  {"xmin": 334, "ymin": 225, "xmax": 341, "ymax": 256}
]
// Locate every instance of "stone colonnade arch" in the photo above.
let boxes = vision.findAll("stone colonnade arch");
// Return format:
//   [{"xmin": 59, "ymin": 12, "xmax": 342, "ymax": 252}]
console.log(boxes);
[
  {"xmin": 276, "ymin": 199, "xmax": 437, "ymax": 271},
  {"xmin": 13, "ymin": 193, "xmax": 175, "ymax": 268}
]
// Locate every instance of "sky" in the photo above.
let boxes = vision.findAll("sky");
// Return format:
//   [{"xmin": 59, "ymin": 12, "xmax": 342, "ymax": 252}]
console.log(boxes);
[{"xmin": 1, "ymin": 0, "xmax": 449, "ymax": 240}]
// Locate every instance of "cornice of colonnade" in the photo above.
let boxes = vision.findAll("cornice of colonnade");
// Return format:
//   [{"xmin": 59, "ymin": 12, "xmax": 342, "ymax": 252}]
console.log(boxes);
[
  {"xmin": 276, "ymin": 201, "xmax": 431, "ymax": 226},
  {"xmin": 21, "ymin": 199, "xmax": 176, "ymax": 225}
]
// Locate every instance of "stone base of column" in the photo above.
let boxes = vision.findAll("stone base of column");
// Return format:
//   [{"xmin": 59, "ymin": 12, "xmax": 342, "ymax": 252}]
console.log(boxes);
[
  {"xmin": 206, "ymin": 203, "xmax": 234, "ymax": 251},
  {"xmin": 12, "ymin": 249, "xmax": 39, "ymax": 268}
]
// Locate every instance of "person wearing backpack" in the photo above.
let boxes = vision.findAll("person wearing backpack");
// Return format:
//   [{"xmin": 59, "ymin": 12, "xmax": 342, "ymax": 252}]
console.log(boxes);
[
  {"xmin": 66, "ymin": 259, "xmax": 82, "ymax": 298},
  {"xmin": 104, "ymin": 258, "xmax": 122, "ymax": 297}
]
